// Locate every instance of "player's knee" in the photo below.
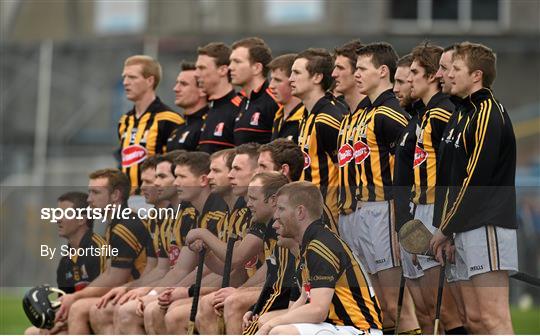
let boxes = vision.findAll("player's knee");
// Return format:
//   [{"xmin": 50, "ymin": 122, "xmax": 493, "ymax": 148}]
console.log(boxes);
[
  {"xmin": 24, "ymin": 326, "xmax": 40, "ymax": 335},
  {"xmin": 269, "ymin": 324, "xmax": 298, "ymax": 335},
  {"xmin": 198, "ymin": 295, "xmax": 214, "ymax": 319},
  {"xmin": 164, "ymin": 309, "xmax": 180, "ymax": 333},
  {"xmin": 223, "ymin": 294, "xmax": 241, "ymax": 318},
  {"xmin": 116, "ymin": 301, "xmax": 137, "ymax": 327},
  {"xmin": 69, "ymin": 299, "xmax": 89, "ymax": 318}
]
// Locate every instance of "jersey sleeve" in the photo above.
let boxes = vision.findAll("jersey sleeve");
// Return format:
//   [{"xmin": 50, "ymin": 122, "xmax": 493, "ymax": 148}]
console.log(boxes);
[
  {"xmin": 393, "ymin": 125, "xmax": 416, "ymax": 231},
  {"xmin": 440, "ymin": 101, "xmax": 504, "ymax": 234},
  {"xmin": 375, "ymin": 109, "xmax": 409, "ymax": 154},
  {"xmin": 247, "ymin": 221, "xmax": 266, "ymax": 240},
  {"xmin": 109, "ymin": 220, "xmax": 148, "ymax": 269},
  {"xmin": 316, "ymin": 113, "xmax": 342, "ymax": 162},
  {"xmin": 429, "ymin": 109, "xmax": 452, "ymax": 157},
  {"xmin": 306, "ymin": 241, "xmax": 340, "ymax": 288},
  {"xmin": 156, "ymin": 112, "xmax": 185, "ymax": 154},
  {"xmin": 89, "ymin": 233, "xmax": 108, "ymax": 277}
]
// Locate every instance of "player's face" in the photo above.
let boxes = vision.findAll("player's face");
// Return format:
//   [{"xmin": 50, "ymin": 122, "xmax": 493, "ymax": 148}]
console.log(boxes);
[
  {"xmin": 174, "ymin": 165, "xmax": 203, "ymax": 202},
  {"xmin": 229, "ymin": 47, "xmax": 255, "ymax": 87},
  {"xmin": 195, "ymin": 55, "xmax": 222, "ymax": 95},
  {"xmin": 174, "ymin": 70, "xmax": 203, "ymax": 110},
  {"xmin": 122, "ymin": 64, "xmax": 153, "ymax": 102},
  {"xmin": 355, "ymin": 55, "xmax": 381, "ymax": 97},
  {"xmin": 449, "ymin": 57, "xmax": 474, "ymax": 98},
  {"xmin": 393, "ymin": 66, "xmax": 413, "ymax": 108},
  {"xmin": 228, "ymin": 154, "xmax": 257, "ymax": 197},
  {"xmin": 154, "ymin": 161, "xmax": 176, "ymax": 202},
  {"xmin": 435, "ymin": 50, "xmax": 454, "ymax": 94},
  {"xmin": 289, "ymin": 58, "xmax": 314, "ymax": 99},
  {"xmin": 140, "ymin": 168, "xmax": 159, "ymax": 205},
  {"xmin": 208, "ymin": 156, "xmax": 232, "ymax": 195},
  {"xmin": 87, "ymin": 177, "xmax": 113, "ymax": 209},
  {"xmin": 257, "ymin": 151, "xmax": 277, "ymax": 174},
  {"xmin": 332, "ymin": 55, "xmax": 356, "ymax": 95},
  {"xmin": 273, "ymin": 194, "xmax": 299, "ymax": 240},
  {"xmin": 269, "ymin": 69, "xmax": 293, "ymax": 105},
  {"xmin": 409, "ymin": 60, "xmax": 432, "ymax": 101},
  {"xmin": 247, "ymin": 179, "xmax": 273, "ymax": 224},
  {"xmin": 57, "ymin": 200, "xmax": 84, "ymax": 239}
]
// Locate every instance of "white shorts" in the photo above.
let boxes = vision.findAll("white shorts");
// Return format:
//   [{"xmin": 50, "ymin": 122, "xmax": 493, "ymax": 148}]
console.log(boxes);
[
  {"xmin": 400, "ymin": 246, "xmax": 424, "ymax": 279},
  {"xmin": 412, "ymin": 204, "xmax": 440, "ymax": 272},
  {"xmin": 340, "ymin": 201, "xmax": 400, "ymax": 274},
  {"xmin": 292, "ymin": 322, "xmax": 382, "ymax": 335},
  {"xmin": 454, "ymin": 225, "xmax": 518, "ymax": 280}
]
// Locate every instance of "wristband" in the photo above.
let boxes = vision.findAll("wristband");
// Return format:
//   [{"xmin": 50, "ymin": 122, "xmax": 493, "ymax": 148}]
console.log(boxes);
[{"xmin": 187, "ymin": 284, "xmax": 195, "ymax": 297}]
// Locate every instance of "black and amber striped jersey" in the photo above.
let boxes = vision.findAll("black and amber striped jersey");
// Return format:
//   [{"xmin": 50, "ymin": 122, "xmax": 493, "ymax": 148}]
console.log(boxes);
[
  {"xmin": 166, "ymin": 106, "xmax": 208, "ymax": 152},
  {"xmin": 337, "ymin": 97, "xmax": 371, "ymax": 215},
  {"xmin": 438, "ymin": 88, "xmax": 516, "ymax": 234},
  {"xmin": 220, "ymin": 197, "xmax": 252, "ymax": 242},
  {"xmin": 164, "ymin": 203, "xmax": 196, "ymax": 266},
  {"xmin": 271, "ymin": 103, "xmax": 304, "ymax": 143},
  {"xmin": 105, "ymin": 209, "xmax": 149, "ymax": 280},
  {"xmin": 412, "ymin": 92, "xmax": 453, "ymax": 205},
  {"xmin": 56, "ymin": 230, "xmax": 107, "ymax": 294},
  {"xmin": 297, "ymin": 220, "xmax": 382, "ymax": 330},
  {"xmin": 354, "ymin": 89, "xmax": 409, "ymax": 202},
  {"xmin": 195, "ymin": 193, "xmax": 229, "ymax": 236},
  {"xmin": 298, "ymin": 94, "xmax": 344, "ymax": 223},
  {"xmin": 198, "ymin": 90, "xmax": 241, "ymax": 153},
  {"xmin": 118, "ymin": 97, "xmax": 183, "ymax": 190},
  {"xmin": 234, "ymin": 81, "xmax": 280, "ymax": 145}
]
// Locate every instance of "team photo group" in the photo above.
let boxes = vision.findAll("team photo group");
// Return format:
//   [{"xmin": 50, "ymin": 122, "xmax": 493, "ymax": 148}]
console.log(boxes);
[{"xmin": 23, "ymin": 36, "xmax": 519, "ymax": 335}]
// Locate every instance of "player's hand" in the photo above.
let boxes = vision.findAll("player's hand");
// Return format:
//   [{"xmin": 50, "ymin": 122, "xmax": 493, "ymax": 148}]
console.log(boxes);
[
  {"xmin": 48, "ymin": 320, "xmax": 66, "ymax": 334},
  {"xmin": 185, "ymin": 228, "xmax": 204, "ymax": 245},
  {"xmin": 157, "ymin": 287, "xmax": 174, "ymax": 310},
  {"xmin": 117, "ymin": 287, "xmax": 149, "ymax": 305},
  {"xmin": 96, "ymin": 286, "xmax": 127, "ymax": 309},
  {"xmin": 445, "ymin": 242, "xmax": 456, "ymax": 264},
  {"xmin": 135, "ymin": 297, "xmax": 145, "ymax": 317},
  {"xmin": 54, "ymin": 294, "xmax": 76, "ymax": 322},
  {"xmin": 212, "ymin": 287, "xmax": 235, "ymax": 314},
  {"xmin": 429, "ymin": 229, "xmax": 449, "ymax": 264},
  {"xmin": 170, "ymin": 286, "xmax": 188, "ymax": 301},
  {"xmin": 189, "ymin": 239, "xmax": 205, "ymax": 252},
  {"xmin": 242, "ymin": 311, "xmax": 258, "ymax": 331},
  {"xmin": 412, "ymin": 254, "xmax": 419, "ymax": 266},
  {"xmin": 255, "ymin": 322, "xmax": 273, "ymax": 335}
]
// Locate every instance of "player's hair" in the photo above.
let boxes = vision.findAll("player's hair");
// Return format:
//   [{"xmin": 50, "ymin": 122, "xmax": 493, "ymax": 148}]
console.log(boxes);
[
  {"xmin": 174, "ymin": 151, "xmax": 211, "ymax": 177},
  {"xmin": 180, "ymin": 61, "xmax": 196, "ymax": 71},
  {"xmin": 88, "ymin": 169, "xmax": 131, "ymax": 204},
  {"xmin": 197, "ymin": 42, "xmax": 232, "ymax": 67},
  {"xmin": 276, "ymin": 181, "xmax": 324, "ymax": 219},
  {"xmin": 397, "ymin": 53, "xmax": 413, "ymax": 68},
  {"xmin": 411, "ymin": 42, "xmax": 444, "ymax": 78},
  {"xmin": 235, "ymin": 143, "xmax": 261, "ymax": 168},
  {"xmin": 232, "ymin": 37, "xmax": 273, "ymax": 77},
  {"xmin": 140, "ymin": 155, "xmax": 160, "ymax": 173},
  {"xmin": 210, "ymin": 148, "xmax": 236, "ymax": 170},
  {"xmin": 251, "ymin": 172, "xmax": 289, "ymax": 200},
  {"xmin": 259, "ymin": 139, "xmax": 304, "ymax": 182},
  {"xmin": 334, "ymin": 40, "xmax": 364, "ymax": 72},
  {"xmin": 453, "ymin": 42, "xmax": 497, "ymax": 88},
  {"xmin": 295, "ymin": 48, "xmax": 335, "ymax": 91},
  {"xmin": 356, "ymin": 42, "xmax": 399, "ymax": 82},
  {"xmin": 268, "ymin": 53, "xmax": 297, "ymax": 77},
  {"xmin": 124, "ymin": 55, "xmax": 162, "ymax": 90},
  {"xmin": 155, "ymin": 151, "xmax": 186, "ymax": 175},
  {"xmin": 443, "ymin": 43, "xmax": 459, "ymax": 52},
  {"xmin": 57, "ymin": 192, "xmax": 92, "ymax": 229}
]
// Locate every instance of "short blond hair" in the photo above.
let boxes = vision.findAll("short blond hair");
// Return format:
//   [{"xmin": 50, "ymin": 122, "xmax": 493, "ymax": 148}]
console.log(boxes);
[
  {"xmin": 276, "ymin": 181, "xmax": 323, "ymax": 218},
  {"xmin": 88, "ymin": 168, "xmax": 131, "ymax": 204},
  {"xmin": 124, "ymin": 55, "xmax": 162, "ymax": 90}
]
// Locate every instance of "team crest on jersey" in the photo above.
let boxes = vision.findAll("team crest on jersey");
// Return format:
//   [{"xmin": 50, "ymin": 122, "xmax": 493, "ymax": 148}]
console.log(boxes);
[
  {"xmin": 179, "ymin": 131, "xmax": 190, "ymax": 143},
  {"xmin": 245, "ymin": 255, "xmax": 258, "ymax": 269},
  {"xmin": 454, "ymin": 132, "xmax": 462, "ymax": 148},
  {"xmin": 303, "ymin": 151, "xmax": 311, "ymax": 170},
  {"xmin": 168, "ymin": 245, "xmax": 180, "ymax": 266},
  {"xmin": 121, "ymin": 144, "xmax": 147, "ymax": 167},
  {"xmin": 353, "ymin": 140, "xmax": 370, "ymax": 164},
  {"xmin": 413, "ymin": 146, "xmax": 428, "ymax": 168},
  {"xmin": 214, "ymin": 122, "xmax": 224, "ymax": 137},
  {"xmin": 250, "ymin": 112, "xmax": 261, "ymax": 126},
  {"xmin": 338, "ymin": 143, "xmax": 354, "ymax": 167}
]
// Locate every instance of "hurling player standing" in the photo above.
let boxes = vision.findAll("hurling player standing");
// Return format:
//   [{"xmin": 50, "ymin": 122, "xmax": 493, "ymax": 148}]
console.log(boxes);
[
  {"xmin": 230, "ymin": 37, "xmax": 280, "ymax": 145},
  {"xmin": 290, "ymin": 49, "xmax": 344, "ymax": 230},
  {"xmin": 430, "ymin": 42, "xmax": 518, "ymax": 334},
  {"xmin": 118, "ymin": 55, "xmax": 183, "ymax": 192},
  {"xmin": 354, "ymin": 43, "xmax": 413, "ymax": 334}
]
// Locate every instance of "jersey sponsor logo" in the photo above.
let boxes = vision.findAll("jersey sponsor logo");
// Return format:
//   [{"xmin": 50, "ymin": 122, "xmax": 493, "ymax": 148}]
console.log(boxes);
[
  {"xmin": 303, "ymin": 282, "xmax": 312, "ymax": 300},
  {"xmin": 121, "ymin": 144, "xmax": 147, "ymax": 167},
  {"xmin": 250, "ymin": 112, "xmax": 260, "ymax": 126},
  {"xmin": 214, "ymin": 122, "xmax": 224, "ymax": 137},
  {"xmin": 74, "ymin": 281, "xmax": 90, "ymax": 292},
  {"xmin": 303, "ymin": 151, "xmax": 311, "ymax": 170},
  {"xmin": 338, "ymin": 143, "xmax": 354, "ymax": 167},
  {"xmin": 413, "ymin": 146, "xmax": 428, "ymax": 168},
  {"xmin": 168, "ymin": 245, "xmax": 180, "ymax": 266},
  {"xmin": 244, "ymin": 255, "xmax": 258, "ymax": 269},
  {"xmin": 353, "ymin": 140, "xmax": 370, "ymax": 164}
]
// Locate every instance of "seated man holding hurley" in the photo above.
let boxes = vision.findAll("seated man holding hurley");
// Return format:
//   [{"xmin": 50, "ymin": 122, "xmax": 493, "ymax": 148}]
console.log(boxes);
[{"xmin": 258, "ymin": 181, "xmax": 383, "ymax": 335}]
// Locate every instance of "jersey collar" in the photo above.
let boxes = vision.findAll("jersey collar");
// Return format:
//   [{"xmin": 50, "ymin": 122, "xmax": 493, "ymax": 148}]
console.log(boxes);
[
  {"xmin": 300, "ymin": 218, "xmax": 325, "ymax": 252},
  {"xmin": 127, "ymin": 96, "xmax": 165, "ymax": 116},
  {"xmin": 369, "ymin": 89, "xmax": 395, "ymax": 108}
]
